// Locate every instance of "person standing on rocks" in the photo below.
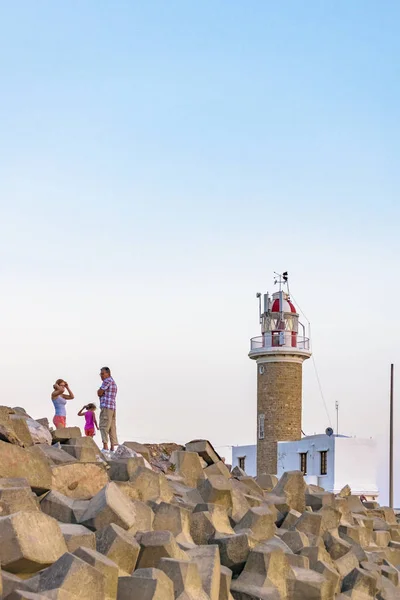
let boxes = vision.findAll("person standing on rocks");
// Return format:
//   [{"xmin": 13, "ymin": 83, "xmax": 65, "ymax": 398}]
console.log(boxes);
[
  {"xmin": 51, "ymin": 379, "xmax": 74, "ymax": 429},
  {"xmin": 97, "ymin": 366, "xmax": 118, "ymax": 451}
]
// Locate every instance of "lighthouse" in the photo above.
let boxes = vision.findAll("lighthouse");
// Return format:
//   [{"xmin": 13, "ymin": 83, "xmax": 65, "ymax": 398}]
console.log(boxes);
[{"xmin": 249, "ymin": 272, "xmax": 311, "ymax": 476}]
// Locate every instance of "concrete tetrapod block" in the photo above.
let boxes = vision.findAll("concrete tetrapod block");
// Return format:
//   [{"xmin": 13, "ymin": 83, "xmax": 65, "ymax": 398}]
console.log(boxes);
[
  {"xmin": 95, "ymin": 522, "xmax": 140, "ymax": 574},
  {"xmin": 0, "ymin": 486, "xmax": 39, "ymax": 513},
  {"xmin": 26, "ymin": 552, "xmax": 105, "ymax": 600},
  {"xmin": 79, "ymin": 482, "xmax": 138, "ymax": 531},
  {"xmin": 50, "ymin": 463, "xmax": 109, "ymax": 500},
  {"xmin": 305, "ymin": 491, "xmax": 335, "ymax": 511},
  {"xmin": 136, "ymin": 530, "xmax": 189, "ymax": 569},
  {"xmin": 129, "ymin": 467, "xmax": 174, "ymax": 503},
  {"xmin": 281, "ymin": 530, "xmax": 310, "ymax": 554},
  {"xmin": 158, "ymin": 557, "xmax": 209, "ymax": 600},
  {"xmin": 204, "ymin": 461, "xmax": 231, "ymax": 480},
  {"xmin": 214, "ymin": 532, "xmax": 256, "ymax": 576},
  {"xmin": 342, "ymin": 566, "xmax": 377, "ymax": 597},
  {"xmin": 126, "ymin": 499, "xmax": 154, "ymax": 535},
  {"xmin": 117, "ymin": 567, "xmax": 174, "ymax": 600},
  {"xmin": 0, "ymin": 511, "xmax": 68, "ymax": 574},
  {"xmin": 272, "ymin": 471, "xmax": 306, "ymax": 514},
  {"xmin": 185, "ymin": 439, "xmax": 221, "ymax": 465},
  {"xmin": 28, "ymin": 444, "xmax": 77, "ymax": 466},
  {"xmin": 190, "ymin": 504, "xmax": 234, "ymax": 545},
  {"xmin": 235, "ymin": 477, "xmax": 265, "ymax": 498},
  {"xmin": 256, "ymin": 474, "xmax": 278, "ymax": 492},
  {"xmin": 0, "ymin": 441, "xmax": 52, "ymax": 493},
  {"xmin": 153, "ymin": 502, "xmax": 195, "ymax": 548},
  {"xmin": 60, "ymin": 445, "xmax": 98, "ymax": 463},
  {"xmin": 170, "ymin": 451, "xmax": 206, "ymax": 488},
  {"xmin": 319, "ymin": 505, "xmax": 342, "ymax": 534},
  {"xmin": 219, "ymin": 566, "xmax": 234, "ymax": 600},
  {"xmin": 122, "ymin": 440, "xmax": 152, "ymax": 462},
  {"xmin": 314, "ymin": 560, "xmax": 341, "ymax": 596},
  {"xmin": 187, "ymin": 545, "xmax": 221, "ymax": 600},
  {"xmin": 286, "ymin": 566, "xmax": 334, "ymax": 600},
  {"xmin": 324, "ymin": 531, "xmax": 354, "ymax": 560},
  {"xmin": 293, "ymin": 511, "xmax": 323, "ymax": 537},
  {"xmin": 197, "ymin": 476, "xmax": 233, "ymax": 510},
  {"xmin": 107, "ymin": 457, "xmax": 146, "ymax": 481},
  {"xmin": 334, "ymin": 550, "xmax": 360, "ymax": 578},
  {"xmin": 299, "ymin": 545, "xmax": 335, "ymax": 570},
  {"xmin": 6, "ymin": 591, "xmax": 76, "ymax": 600},
  {"xmin": 51, "ymin": 428, "xmax": 81, "ymax": 444},
  {"xmin": 231, "ymin": 545, "xmax": 293, "ymax": 599},
  {"xmin": 40, "ymin": 491, "xmax": 89, "ymax": 524},
  {"xmin": 59, "ymin": 523, "xmax": 95, "ymax": 552},
  {"xmin": 73, "ymin": 546, "xmax": 119, "ymax": 600},
  {"xmin": 234, "ymin": 506, "xmax": 276, "ymax": 542}
]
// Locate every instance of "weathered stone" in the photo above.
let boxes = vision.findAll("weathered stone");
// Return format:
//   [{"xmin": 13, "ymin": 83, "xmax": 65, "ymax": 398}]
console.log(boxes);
[
  {"xmin": 190, "ymin": 503, "xmax": 234, "ymax": 545},
  {"xmin": 73, "ymin": 546, "xmax": 119, "ymax": 600},
  {"xmin": 214, "ymin": 531, "xmax": 256, "ymax": 575},
  {"xmin": 24, "ymin": 418, "xmax": 53, "ymax": 445},
  {"xmin": 95, "ymin": 522, "xmax": 140, "ymax": 574},
  {"xmin": 136, "ymin": 530, "xmax": 189, "ymax": 568},
  {"xmin": 0, "ymin": 441, "xmax": 52, "ymax": 493},
  {"xmin": 0, "ymin": 511, "xmax": 67, "ymax": 573},
  {"xmin": 234, "ymin": 506, "xmax": 276, "ymax": 542},
  {"xmin": 185, "ymin": 439, "xmax": 221, "ymax": 465},
  {"xmin": 272, "ymin": 471, "xmax": 306, "ymax": 513},
  {"xmin": 40, "ymin": 491, "xmax": 89, "ymax": 524},
  {"xmin": 153, "ymin": 501, "xmax": 195, "ymax": 548},
  {"xmin": 50, "ymin": 463, "xmax": 109, "ymax": 500},
  {"xmin": 170, "ymin": 450, "xmax": 207, "ymax": 488},
  {"xmin": 129, "ymin": 467, "xmax": 174, "ymax": 503},
  {"xmin": 187, "ymin": 544, "xmax": 221, "ymax": 600},
  {"xmin": 158, "ymin": 557, "xmax": 209, "ymax": 599},
  {"xmin": 79, "ymin": 481, "xmax": 138, "ymax": 531},
  {"xmin": 118, "ymin": 567, "xmax": 174, "ymax": 600},
  {"xmin": 26, "ymin": 552, "xmax": 105, "ymax": 599},
  {"xmin": 51, "ymin": 428, "xmax": 81, "ymax": 443},
  {"xmin": 59, "ymin": 523, "xmax": 95, "ymax": 552}
]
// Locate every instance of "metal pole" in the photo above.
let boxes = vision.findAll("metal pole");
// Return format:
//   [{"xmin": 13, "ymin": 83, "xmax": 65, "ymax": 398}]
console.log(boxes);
[
  {"xmin": 390, "ymin": 363, "xmax": 394, "ymax": 509},
  {"xmin": 335, "ymin": 401, "xmax": 339, "ymax": 435}
]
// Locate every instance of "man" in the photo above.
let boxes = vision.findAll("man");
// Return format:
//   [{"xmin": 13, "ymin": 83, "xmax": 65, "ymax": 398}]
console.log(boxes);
[{"xmin": 97, "ymin": 366, "xmax": 118, "ymax": 451}]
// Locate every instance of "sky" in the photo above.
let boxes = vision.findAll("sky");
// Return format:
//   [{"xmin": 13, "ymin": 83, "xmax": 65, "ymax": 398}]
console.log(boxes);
[{"xmin": 0, "ymin": 2, "xmax": 399, "ymax": 502}]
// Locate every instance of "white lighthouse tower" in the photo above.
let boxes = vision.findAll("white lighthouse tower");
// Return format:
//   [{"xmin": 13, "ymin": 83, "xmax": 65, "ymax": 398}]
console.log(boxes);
[{"xmin": 249, "ymin": 272, "xmax": 312, "ymax": 476}]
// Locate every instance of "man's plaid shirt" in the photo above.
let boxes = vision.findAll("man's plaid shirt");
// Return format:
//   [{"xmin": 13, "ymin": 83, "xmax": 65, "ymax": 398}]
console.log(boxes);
[{"xmin": 100, "ymin": 377, "xmax": 117, "ymax": 410}]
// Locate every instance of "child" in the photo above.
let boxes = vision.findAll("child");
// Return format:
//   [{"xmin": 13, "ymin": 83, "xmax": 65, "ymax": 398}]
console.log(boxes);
[{"xmin": 78, "ymin": 403, "xmax": 99, "ymax": 437}]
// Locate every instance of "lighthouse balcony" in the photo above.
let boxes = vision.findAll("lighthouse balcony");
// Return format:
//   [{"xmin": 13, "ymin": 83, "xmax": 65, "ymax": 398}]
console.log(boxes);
[{"xmin": 250, "ymin": 333, "xmax": 310, "ymax": 353}]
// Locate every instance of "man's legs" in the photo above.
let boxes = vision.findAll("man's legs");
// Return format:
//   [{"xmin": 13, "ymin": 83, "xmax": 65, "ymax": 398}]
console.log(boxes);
[
  {"xmin": 99, "ymin": 408, "xmax": 112, "ymax": 450},
  {"xmin": 109, "ymin": 410, "xmax": 118, "ymax": 451}
]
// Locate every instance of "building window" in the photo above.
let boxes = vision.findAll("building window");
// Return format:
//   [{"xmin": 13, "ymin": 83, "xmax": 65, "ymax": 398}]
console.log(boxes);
[
  {"xmin": 238, "ymin": 456, "xmax": 246, "ymax": 471},
  {"xmin": 320, "ymin": 451, "xmax": 328, "ymax": 475},
  {"xmin": 258, "ymin": 414, "xmax": 265, "ymax": 440},
  {"xmin": 300, "ymin": 452, "xmax": 307, "ymax": 475}
]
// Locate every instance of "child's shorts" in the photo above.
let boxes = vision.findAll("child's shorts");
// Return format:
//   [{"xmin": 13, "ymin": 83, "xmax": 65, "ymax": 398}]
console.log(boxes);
[{"xmin": 85, "ymin": 428, "xmax": 95, "ymax": 437}]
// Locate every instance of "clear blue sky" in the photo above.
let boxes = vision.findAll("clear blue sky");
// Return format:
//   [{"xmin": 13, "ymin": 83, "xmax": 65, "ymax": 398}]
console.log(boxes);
[{"xmin": 1, "ymin": 2, "xmax": 399, "ymax": 501}]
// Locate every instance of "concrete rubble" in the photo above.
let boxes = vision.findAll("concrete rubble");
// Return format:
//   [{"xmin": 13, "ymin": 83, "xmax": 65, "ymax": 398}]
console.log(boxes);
[{"xmin": 0, "ymin": 406, "xmax": 398, "ymax": 599}]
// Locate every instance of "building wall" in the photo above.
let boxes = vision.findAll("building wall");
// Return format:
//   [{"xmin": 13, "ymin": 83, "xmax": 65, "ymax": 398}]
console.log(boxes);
[
  {"xmin": 233, "ymin": 435, "xmax": 379, "ymax": 499},
  {"xmin": 334, "ymin": 437, "xmax": 378, "ymax": 497},
  {"xmin": 277, "ymin": 434, "xmax": 335, "ymax": 490},
  {"xmin": 232, "ymin": 445, "xmax": 257, "ymax": 476},
  {"xmin": 257, "ymin": 361, "xmax": 302, "ymax": 475}
]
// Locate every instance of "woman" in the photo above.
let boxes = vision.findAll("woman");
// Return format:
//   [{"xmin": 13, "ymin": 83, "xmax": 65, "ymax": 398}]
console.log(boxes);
[{"xmin": 51, "ymin": 379, "xmax": 74, "ymax": 429}]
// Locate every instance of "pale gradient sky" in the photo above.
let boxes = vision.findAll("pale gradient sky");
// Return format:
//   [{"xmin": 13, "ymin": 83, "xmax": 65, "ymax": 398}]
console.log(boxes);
[{"xmin": 1, "ymin": 2, "xmax": 399, "ymax": 502}]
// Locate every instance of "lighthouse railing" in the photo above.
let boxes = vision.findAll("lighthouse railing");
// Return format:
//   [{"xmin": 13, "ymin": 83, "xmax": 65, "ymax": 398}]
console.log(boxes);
[{"xmin": 250, "ymin": 335, "xmax": 310, "ymax": 352}]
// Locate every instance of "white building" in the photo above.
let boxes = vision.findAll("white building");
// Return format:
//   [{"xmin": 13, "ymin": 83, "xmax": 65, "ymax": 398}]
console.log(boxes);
[{"xmin": 232, "ymin": 433, "xmax": 379, "ymax": 501}]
